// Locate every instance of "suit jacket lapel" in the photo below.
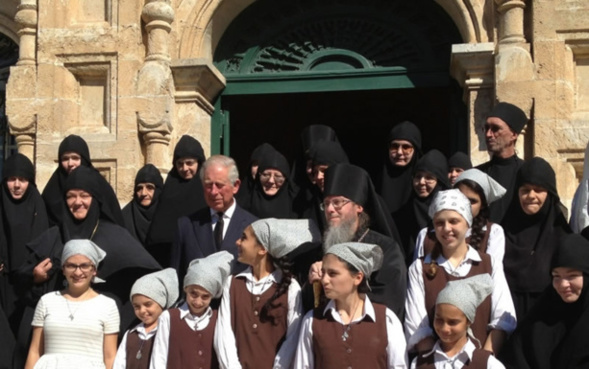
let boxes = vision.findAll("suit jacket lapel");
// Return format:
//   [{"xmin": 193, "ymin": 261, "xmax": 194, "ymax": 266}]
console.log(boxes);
[{"xmin": 194, "ymin": 209, "xmax": 217, "ymax": 256}]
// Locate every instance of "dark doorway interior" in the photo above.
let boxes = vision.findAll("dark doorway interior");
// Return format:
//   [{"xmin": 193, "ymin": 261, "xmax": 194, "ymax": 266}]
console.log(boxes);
[{"xmin": 226, "ymin": 85, "xmax": 464, "ymax": 180}]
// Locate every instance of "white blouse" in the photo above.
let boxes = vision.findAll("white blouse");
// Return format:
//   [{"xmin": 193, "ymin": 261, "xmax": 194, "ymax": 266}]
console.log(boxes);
[
  {"xmin": 214, "ymin": 268, "xmax": 302, "ymax": 369},
  {"xmin": 404, "ymin": 246, "xmax": 517, "ymax": 351},
  {"xmin": 409, "ymin": 339, "xmax": 505, "ymax": 369},
  {"xmin": 113, "ymin": 323, "xmax": 158, "ymax": 369}
]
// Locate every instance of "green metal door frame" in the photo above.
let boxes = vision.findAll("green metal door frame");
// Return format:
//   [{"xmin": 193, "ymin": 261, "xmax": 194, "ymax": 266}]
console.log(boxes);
[{"xmin": 211, "ymin": 67, "xmax": 450, "ymax": 155}]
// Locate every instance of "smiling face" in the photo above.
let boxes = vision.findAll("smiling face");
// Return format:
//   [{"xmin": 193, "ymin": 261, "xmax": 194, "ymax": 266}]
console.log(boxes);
[
  {"xmin": 433, "ymin": 210, "xmax": 469, "ymax": 254},
  {"xmin": 66, "ymin": 189, "xmax": 93, "ymax": 220},
  {"xmin": 433, "ymin": 303, "xmax": 470, "ymax": 352},
  {"xmin": 6, "ymin": 176, "xmax": 30, "ymax": 200},
  {"xmin": 413, "ymin": 170, "xmax": 437, "ymax": 198},
  {"xmin": 518, "ymin": 184, "xmax": 548, "ymax": 215},
  {"xmin": 323, "ymin": 195, "xmax": 363, "ymax": 229},
  {"xmin": 132, "ymin": 294, "xmax": 164, "ymax": 331},
  {"xmin": 184, "ymin": 285, "xmax": 213, "ymax": 316},
  {"xmin": 388, "ymin": 139, "xmax": 415, "ymax": 167},
  {"xmin": 321, "ymin": 254, "xmax": 363, "ymax": 301},
  {"xmin": 62, "ymin": 254, "xmax": 96, "ymax": 292},
  {"xmin": 236, "ymin": 225, "xmax": 266, "ymax": 266},
  {"xmin": 552, "ymin": 267, "xmax": 584, "ymax": 303},
  {"xmin": 259, "ymin": 168, "xmax": 285, "ymax": 196}
]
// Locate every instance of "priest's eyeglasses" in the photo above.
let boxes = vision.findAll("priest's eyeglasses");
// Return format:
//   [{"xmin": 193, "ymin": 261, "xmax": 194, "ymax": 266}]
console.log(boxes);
[
  {"xmin": 63, "ymin": 263, "xmax": 95, "ymax": 272},
  {"xmin": 389, "ymin": 142, "xmax": 414, "ymax": 154},
  {"xmin": 320, "ymin": 199, "xmax": 351, "ymax": 211}
]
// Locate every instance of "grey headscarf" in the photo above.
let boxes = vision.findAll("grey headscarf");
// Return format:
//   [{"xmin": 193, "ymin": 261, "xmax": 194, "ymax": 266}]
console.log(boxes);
[
  {"xmin": 130, "ymin": 268, "xmax": 179, "ymax": 309},
  {"xmin": 436, "ymin": 273, "xmax": 494, "ymax": 323},
  {"xmin": 184, "ymin": 251, "xmax": 234, "ymax": 298},
  {"xmin": 455, "ymin": 168, "xmax": 506, "ymax": 205},
  {"xmin": 428, "ymin": 189, "xmax": 473, "ymax": 226},
  {"xmin": 250, "ymin": 218, "xmax": 321, "ymax": 259},
  {"xmin": 326, "ymin": 242, "xmax": 383, "ymax": 278},
  {"xmin": 61, "ymin": 239, "xmax": 107, "ymax": 283}
]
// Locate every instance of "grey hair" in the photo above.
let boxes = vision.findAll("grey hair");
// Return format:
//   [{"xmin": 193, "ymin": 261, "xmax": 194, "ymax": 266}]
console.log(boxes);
[{"xmin": 200, "ymin": 155, "xmax": 240, "ymax": 185}]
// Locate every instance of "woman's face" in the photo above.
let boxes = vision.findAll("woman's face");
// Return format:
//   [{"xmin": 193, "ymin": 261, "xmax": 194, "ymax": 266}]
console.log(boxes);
[
  {"xmin": 60, "ymin": 151, "xmax": 82, "ymax": 174},
  {"xmin": 389, "ymin": 139, "xmax": 415, "ymax": 167},
  {"xmin": 518, "ymin": 184, "xmax": 548, "ymax": 215},
  {"xmin": 552, "ymin": 267, "xmax": 584, "ymax": 303},
  {"xmin": 66, "ymin": 189, "xmax": 93, "ymax": 220},
  {"xmin": 6, "ymin": 176, "xmax": 30, "ymax": 200},
  {"xmin": 433, "ymin": 210, "xmax": 469, "ymax": 253},
  {"xmin": 433, "ymin": 303, "xmax": 470, "ymax": 351},
  {"xmin": 457, "ymin": 183, "xmax": 482, "ymax": 218},
  {"xmin": 259, "ymin": 168, "xmax": 285, "ymax": 196},
  {"xmin": 62, "ymin": 254, "xmax": 96, "ymax": 290},
  {"xmin": 321, "ymin": 254, "xmax": 362, "ymax": 301},
  {"xmin": 236, "ymin": 226, "xmax": 265, "ymax": 266},
  {"xmin": 413, "ymin": 170, "xmax": 437, "ymax": 198}
]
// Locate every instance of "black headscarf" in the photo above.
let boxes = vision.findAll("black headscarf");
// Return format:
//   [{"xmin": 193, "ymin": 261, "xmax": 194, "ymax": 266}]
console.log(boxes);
[
  {"xmin": 291, "ymin": 125, "xmax": 339, "ymax": 188},
  {"xmin": 502, "ymin": 157, "xmax": 572, "ymax": 297},
  {"xmin": 500, "ymin": 233, "xmax": 589, "ymax": 369},
  {"xmin": 393, "ymin": 149, "xmax": 448, "ymax": 264},
  {"xmin": 248, "ymin": 149, "xmax": 299, "ymax": 219},
  {"xmin": 147, "ymin": 135, "xmax": 206, "ymax": 249},
  {"xmin": 447, "ymin": 151, "xmax": 472, "ymax": 170},
  {"xmin": 324, "ymin": 163, "xmax": 400, "ymax": 243},
  {"xmin": 121, "ymin": 164, "xmax": 163, "ymax": 245},
  {"xmin": 41, "ymin": 135, "xmax": 123, "ymax": 227},
  {"xmin": 0, "ymin": 154, "xmax": 48, "ymax": 273},
  {"xmin": 235, "ymin": 143, "xmax": 275, "ymax": 208},
  {"xmin": 377, "ymin": 121, "xmax": 423, "ymax": 213}
]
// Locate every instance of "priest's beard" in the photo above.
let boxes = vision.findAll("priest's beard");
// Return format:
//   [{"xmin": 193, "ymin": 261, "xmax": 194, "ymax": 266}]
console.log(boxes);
[{"xmin": 323, "ymin": 215, "xmax": 357, "ymax": 251}]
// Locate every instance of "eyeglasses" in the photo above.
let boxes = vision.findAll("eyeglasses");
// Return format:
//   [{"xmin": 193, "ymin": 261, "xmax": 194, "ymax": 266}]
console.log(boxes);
[
  {"xmin": 389, "ymin": 143, "xmax": 414, "ymax": 154},
  {"xmin": 320, "ymin": 199, "xmax": 351, "ymax": 211},
  {"xmin": 259, "ymin": 172, "xmax": 285, "ymax": 184},
  {"xmin": 414, "ymin": 174, "xmax": 437, "ymax": 184},
  {"xmin": 63, "ymin": 263, "xmax": 94, "ymax": 272},
  {"xmin": 481, "ymin": 124, "xmax": 504, "ymax": 134}
]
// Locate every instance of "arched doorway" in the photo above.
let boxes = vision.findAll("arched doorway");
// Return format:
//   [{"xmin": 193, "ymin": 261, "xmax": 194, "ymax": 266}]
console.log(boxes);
[
  {"xmin": 213, "ymin": 0, "xmax": 464, "ymax": 178},
  {"xmin": 0, "ymin": 33, "xmax": 18, "ymax": 164}
]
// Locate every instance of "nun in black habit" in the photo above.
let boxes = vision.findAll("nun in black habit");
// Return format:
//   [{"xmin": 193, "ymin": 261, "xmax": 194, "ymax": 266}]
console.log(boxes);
[
  {"xmin": 0, "ymin": 154, "xmax": 49, "ymax": 334},
  {"xmin": 235, "ymin": 142, "xmax": 275, "ymax": 208},
  {"xmin": 499, "ymin": 233, "xmax": 589, "ymax": 369},
  {"xmin": 377, "ymin": 121, "xmax": 423, "ymax": 214},
  {"xmin": 246, "ymin": 148, "xmax": 300, "ymax": 219},
  {"xmin": 301, "ymin": 163, "xmax": 407, "ymax": 318},
  {"xmin": 41, "ymin": 135, "xmax": 124, "ymax": 227},
  {"xmin": 146, "ymin": 135, "xmax": 206, "ymax": 266},
  {"xmin": 392, "ymin": 149, "xmax": 449, "ymax": 266},
  {"xmin": 16, "ymin": 166, "xmax": 161, "ymax": 347},
  {"xmin": 502, "ymin": 157, "xmax": 572, "ymax": 320},
  {"xmin": 121, "ymin": 164, "xmax": 164, "ymax": 246},
  {"xmin": 290, "ymin": 124, "xmax": 339, "ymax": 188}
]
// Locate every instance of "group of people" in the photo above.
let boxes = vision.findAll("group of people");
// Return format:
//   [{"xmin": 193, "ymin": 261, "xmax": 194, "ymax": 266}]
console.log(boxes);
[{"xmin": 0, "ymin": 99, "xmax": 587, "ymax": 369}]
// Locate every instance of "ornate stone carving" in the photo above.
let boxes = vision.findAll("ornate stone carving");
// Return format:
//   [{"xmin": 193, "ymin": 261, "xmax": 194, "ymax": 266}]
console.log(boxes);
[{"xmin": 495, "ymin": 0, "xmax": 526, "ymax": 45}]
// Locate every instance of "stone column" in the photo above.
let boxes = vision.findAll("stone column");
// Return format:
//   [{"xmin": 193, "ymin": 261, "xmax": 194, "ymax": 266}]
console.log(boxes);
[
  {"xmin": 450, "ymin": 43, "xmax": 495, "ymax": 166},
  {"xmin": 6, "ymin": 0, "xmax": 38, "ymax": 161},
  {"xmin": 495, "ymin": 0, "xmax": 526, "ymax": 45},
  {"xmin": 137, "ymin": 0, "xmax": 175, "ymax": 171}
]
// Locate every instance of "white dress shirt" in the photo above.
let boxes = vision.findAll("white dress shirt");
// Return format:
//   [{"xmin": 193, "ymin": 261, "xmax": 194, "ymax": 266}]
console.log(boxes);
[
  {"xmin": 404, "ymin": 245, "xmax": 517, "ymax": 351},
  {"xmin": 413, "ymin": 224, "xmax": 506, "ymax": 266},
  {"xmin": 214, "ymin": 268, "xmax": 303, "ymax": 369},
  {"xmin": 150, "ymin": 303, "xmax": 214, "ymax": 369},
  {"xmin": 409, "ymin": 339, "xmax": 505, "ymax": 369},
  {"xmin": 293, "ymin": 296, "xmax": 407, "ymax": 369},
  {"xmin": 113, "ymin": 323, "xmax": 158, "ymax": 369},
  {"xmin": 209, "ymin": 200, "xmax": 237, "ymax": 239}
]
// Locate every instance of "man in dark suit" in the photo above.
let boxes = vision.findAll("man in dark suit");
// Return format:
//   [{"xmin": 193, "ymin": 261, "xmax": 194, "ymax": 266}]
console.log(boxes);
[{"xmin": 171, "ymin": 155, "xmax": 257, "ymax": 281}]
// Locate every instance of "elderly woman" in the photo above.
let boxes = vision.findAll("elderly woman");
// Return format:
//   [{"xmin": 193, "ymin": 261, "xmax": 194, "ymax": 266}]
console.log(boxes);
[
  {"xmin": 247, "ymin": 148, "xmax": 300, "ymax": 219},
  {"xmin": 17, "ymin": 166, "xmax": 160, "ymax": 348},
  {"xmin": 25, "ymin": 239, "xmax": 120, "ymax": 369},
  {"xmin": 500, "ymin": 233, "xmax": 589, "ymax": 368}
]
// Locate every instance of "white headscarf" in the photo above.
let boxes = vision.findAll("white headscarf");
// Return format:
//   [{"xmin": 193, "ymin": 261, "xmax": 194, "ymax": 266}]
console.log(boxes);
[
  {"xmin": 428, "ymin": 189, "xmax": 473, "ymax": 226},
  {"xmin": 571, "ymin": 141, "xmax": 589, "ymax": 233}
]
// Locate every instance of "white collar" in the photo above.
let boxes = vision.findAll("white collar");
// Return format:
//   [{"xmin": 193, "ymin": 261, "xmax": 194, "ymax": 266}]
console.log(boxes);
[
  {"xmin": 422, "ymin": 338, "xmax": 477, "ymax": 361},
  {"xmin": 235, "ymin": 266, "xmax": 282, "ymax": 284},
  {"xmin": 424, "ymin": 245, "xmax": 482, "ymax": 265},
  {"xmin": 178, "ymin": 302, "xmax": 213, "ymax": 322},
  {"xmin": 209, "ymin": 199, "xmax": 237, "ymax": 218},
  {"xmin": 322, "ymin": 295, "xmax": 376, "ymax": 324}
]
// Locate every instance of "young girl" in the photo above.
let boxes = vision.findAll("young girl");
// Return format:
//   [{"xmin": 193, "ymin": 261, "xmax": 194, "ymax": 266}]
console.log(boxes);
[
  {"xmin": 414, "ymin": 169, "xmax": 507, "ymax": 264},
  {"xmin": 25, "ymin": 239, "xmax": 119, "ymax": 369},
  {"xmin": 405, "ymin": 189, "xmax": 516, "ymax": 356},
  {"xmin": 294, "ymin": 242, "xmax": 407, "ymax": 369},
  {"xmin": 215, "ymin": 218, "xmax": 320, "ymax": 369},
  {"xmin": 113, "ymin": 268, "xmax": 179, "ymax": 369},
  {"xmin": 150, "ymin": 251, "xmax": 234, "ymax": 369},
  {"xmin": 411, "ymin": 274, "xmax": 505, "ymax": 369}
]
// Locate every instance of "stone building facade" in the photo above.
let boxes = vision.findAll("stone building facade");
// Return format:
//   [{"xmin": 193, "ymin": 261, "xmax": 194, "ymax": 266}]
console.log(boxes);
[{"xmin": 0, "ymin": 0, "xmax": 587, "ymax": 208}]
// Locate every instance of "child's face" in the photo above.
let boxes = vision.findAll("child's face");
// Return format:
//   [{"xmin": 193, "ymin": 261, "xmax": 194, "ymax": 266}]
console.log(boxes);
[
  {"xmin": 320, "ymin": 254, "xmax": 362, "ymax": 301},
  {"xmin": 236, "ymin": 226, "xmax": 265, "ymax": 266},
  {"xmin": 433, "ymin": 303, "xmax": 469, "ymax": 351},
  {"xmin": 184, "ymin": 285, "xmax": 213, "ymax": 316},
  {"xmin": 132, "ymin": 294, "xmax": 164, "ymax": 330}
]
